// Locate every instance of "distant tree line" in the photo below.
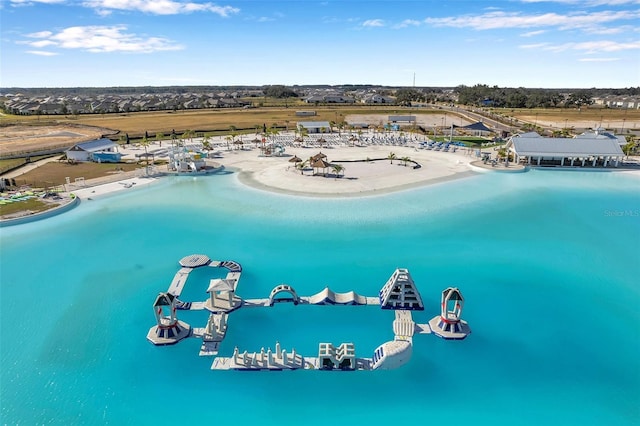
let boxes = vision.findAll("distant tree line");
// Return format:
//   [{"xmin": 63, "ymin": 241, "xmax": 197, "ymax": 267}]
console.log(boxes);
[
  {"xmin": 455, "ymin": 84, "xmax": 639, "ymax": 108},
  {"xmin": 262, "ymin": 85, "xmax": 298, "ymax": 98}
]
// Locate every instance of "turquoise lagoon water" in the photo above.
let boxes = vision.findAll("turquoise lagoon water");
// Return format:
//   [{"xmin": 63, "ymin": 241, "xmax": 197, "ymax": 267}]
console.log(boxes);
[{"xmin": 1, "ymin": 169, "xmax": 639, "ymax": 425}]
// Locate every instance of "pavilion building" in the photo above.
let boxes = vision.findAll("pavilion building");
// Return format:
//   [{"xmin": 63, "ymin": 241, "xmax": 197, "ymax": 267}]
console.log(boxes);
[{"xmin": 507, "ymin": 131, "xmax": 625, "ymax": 167}]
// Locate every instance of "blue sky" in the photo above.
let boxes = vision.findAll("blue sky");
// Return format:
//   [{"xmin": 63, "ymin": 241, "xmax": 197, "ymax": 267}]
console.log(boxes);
[{"xmin": 1, "ymin": 0, "xmax": 639, "ymax": 88}]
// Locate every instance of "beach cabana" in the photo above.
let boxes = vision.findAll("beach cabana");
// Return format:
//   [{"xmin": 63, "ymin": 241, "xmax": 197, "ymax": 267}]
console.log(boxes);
[{"xmin": 311, "ymin": 158, "xmax": 332, "ymax": 176}]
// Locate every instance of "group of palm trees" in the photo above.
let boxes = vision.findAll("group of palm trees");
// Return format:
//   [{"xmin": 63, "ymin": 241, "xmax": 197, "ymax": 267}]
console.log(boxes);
[
  {"xmin": 387, "ymin": 152, "xmax": 413, "ymax": 167},
  {"xmin": 292, "ymin": 154, "xmax": 346, "ymax": 178}
]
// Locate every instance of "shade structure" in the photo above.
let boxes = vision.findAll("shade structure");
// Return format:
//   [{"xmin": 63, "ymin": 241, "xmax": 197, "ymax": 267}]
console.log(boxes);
[
  {"xmin": 311, "ymin": 158, "xmax": 331, "ymax": 169},
  {"xmin": 289, "ymin": 155, "xmax": 302, "ymax": 163},
  {"xmin": 310, "ymin": 152, "xmax": 327, "ymax": 162},
  {"xmin": 207, "ymin": 278, "xmax": 235, "ymax": 293},
  {"xmin": 463, "ymin": 121, "xmax": 493, "ymax": 132}
]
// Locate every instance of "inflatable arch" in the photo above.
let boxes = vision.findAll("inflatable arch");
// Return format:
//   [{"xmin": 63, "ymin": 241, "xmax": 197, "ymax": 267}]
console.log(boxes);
[{"xmin": 268, "ymin": 284, "xmax": 300, "ymax": 306}]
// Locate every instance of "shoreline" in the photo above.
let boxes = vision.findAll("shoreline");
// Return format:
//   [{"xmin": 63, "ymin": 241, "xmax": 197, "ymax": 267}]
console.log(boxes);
[
  {"xmin": 4, "ymin": 133, "xmax": 639, "ymax": 225},
  {"xmin": 236, "ymin": 168, "xmax": 480, "ymax": 198}
]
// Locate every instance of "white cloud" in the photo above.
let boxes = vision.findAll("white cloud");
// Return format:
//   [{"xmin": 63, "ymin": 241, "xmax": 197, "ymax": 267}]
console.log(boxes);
[
  {"xmin": 520, "ymin": 0, "xmax": 639, "ymax": 6},
  {"xmin": 424, "ymin": 10, "xmax": 640, "ymax": 31},
  {"xmin": 81, "ymin": 0, "xmax": 240, "ymax": 16},
  {"xmin": 11, "ymin": 0, "xmax": 65, "ymax": 5},
  {"xmin": 520, "ymin": 30, "xmax": 546, "ymax": 37},
  {"xmin": 520, "ymin": 39, "xmax": 640, "ymax": 53},
  {"xmin": 21, "ymin": 25, "xmax": 183, "ymax": 53},
  {"xmin": 29, "ymin": 39, "xmax": 57, "ymax": 47},
  {"xmin": 550, "ymin": 40, "xmax": 640, "ymax": 52},
  {"xmin": 578, "ymin": 57, "xmax": 621, "ymax": 61},
  {"xmin": 26, "ymin": 50, "xmax": 59, "ymax": 56},
  {"xmin": 26, "ymin": 30, "xmax": 53, "ymax": 38},
  {"xmin": 395, "ymin": 19, "xmax": 421, "ymax": 29},
  {"xmin": 362, "ymin": 19, "xmax": 384, "ymax": 27},
  {"xmin": 520, "ymin": 42, "xmax": 551, "ymax": 49}
]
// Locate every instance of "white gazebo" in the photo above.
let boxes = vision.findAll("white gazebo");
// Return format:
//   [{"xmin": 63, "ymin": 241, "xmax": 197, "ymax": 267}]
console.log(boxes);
[{"xmin": 206, "ymin": 278, "xmax": 239, "ymax": 312}]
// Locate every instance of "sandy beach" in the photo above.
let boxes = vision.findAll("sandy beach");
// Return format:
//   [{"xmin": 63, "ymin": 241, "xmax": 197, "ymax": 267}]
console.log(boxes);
[
  {"xmin": 108, "ymin": 132, "xmax": 494, "ymax": 199},
  {"xmin": 218, "ymin": 144, "xmax": 480, "ymax": 197}
]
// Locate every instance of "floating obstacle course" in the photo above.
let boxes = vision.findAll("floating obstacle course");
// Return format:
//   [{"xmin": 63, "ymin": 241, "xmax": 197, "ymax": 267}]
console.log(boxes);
[{"xmin": 147, "ymin": 256, "xmax": 471, "ymax": 371}]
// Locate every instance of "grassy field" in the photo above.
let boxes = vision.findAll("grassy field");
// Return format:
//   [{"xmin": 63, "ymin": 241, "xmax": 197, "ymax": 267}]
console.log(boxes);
[
  {"xmin": 494, "ymin": 107, "xmax": 640, "ymax": 132},
  {"xmin": 1, "ymin": 105, "xmax": 425, "ymax": 137},
  {"xmin": 9, "ymin": 161, "xmax": 143, "ymax": 189},
  {"xmin": 0, "ymin": 154, "xmax": 59, "ymax": 175},
  {"xmin": 0, "ymin": 197, "xmax": 54, "ymax": 217},
  {"xmin": 3, "ymin": 105, "xmax": 637, "ymax": 137}
]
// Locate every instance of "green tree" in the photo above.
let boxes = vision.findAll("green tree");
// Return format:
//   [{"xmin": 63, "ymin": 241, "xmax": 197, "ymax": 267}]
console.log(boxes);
[
  {"xmin": 140, "ymin": 134, "xmax": 151, "ymax": 170},
  {"xmin": 296, "ymin": 160, "xmax": 308, "ymax": 175},
  {"xmin": 622, "ymin": 140, "xmax": 636, "ymax": 159},
  {"xmin": 400, "ymin": 156, "xmax": 411, "ymax": 167},
  {"xmin": 155, "ymin": 132, "xmax": 165, "ymax": 146},
  {"xmin": 262, "ymin": 85, "xmax": 298, "ymax": 98},
  {"xmin": 202, "ymin": 135, "xmax": 212, "ymax": 151},
  {"xmin": 395, "ymin": 88, "xmax": 425, "ymax": 106},
  {"xmin": 387, "ymin": 152, "xmax": 396, "ymax": 164},
  {"xmin": 331, "ymin": 164, "xmax": 345, "ymax": 178}
]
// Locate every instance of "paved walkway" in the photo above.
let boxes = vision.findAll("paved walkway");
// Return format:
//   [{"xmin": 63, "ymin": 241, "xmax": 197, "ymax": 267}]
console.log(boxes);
[{"xmin": 1, "ymin": 156, "xmax": 62, "ymax": 179}]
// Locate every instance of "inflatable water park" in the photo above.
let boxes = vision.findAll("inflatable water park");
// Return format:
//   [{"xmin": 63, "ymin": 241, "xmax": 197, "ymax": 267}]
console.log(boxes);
[{"xmin": 147, "ymin": 254, "xmax": 471, "ymax": 371}]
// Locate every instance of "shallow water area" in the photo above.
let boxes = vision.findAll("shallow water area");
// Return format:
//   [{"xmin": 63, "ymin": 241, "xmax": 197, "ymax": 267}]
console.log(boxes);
[{"xmin": 1, "ymin": 168, "xmax": 639, "ymax": 425}]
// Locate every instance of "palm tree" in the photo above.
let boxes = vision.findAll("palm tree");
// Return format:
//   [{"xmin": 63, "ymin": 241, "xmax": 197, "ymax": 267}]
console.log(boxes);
[
  {"xmin": 299, "ymin": 125, "xmax": 308, "ymax": 141},
  {"xmin": 182, "ymin": 129, "xmax": 195, "ymax": 143},
  {"xmin": 331, "ymin": 164, "xmax": 345, "ymax": 178},
  {"xmin": 202, "ymin": 135, "xmax": 212, "ymax": 151},
  {"xmin": 269, "ymin": 125, "xmax": 280, "ymax": 139},
  {"xmin": 140, "ymin": 134, "xmax": 151, "ymax": 172},
  {"xmin": 297, "ymin": 160, "xmax": 308, "ymax": 175},
  {"xmin": 224, "ymin": 135, "xmax": 232, "ymax": 151},
  {"xmin": 387, "ymin": 152, "xmax": 397, "ymax": 164},
  {"xmin": 155, "ymin": 132, "xmax": 165, "ymax": 147},
  {"xmin": 400, "ymin": 156, "xmax": 410, "ymax": 167}
]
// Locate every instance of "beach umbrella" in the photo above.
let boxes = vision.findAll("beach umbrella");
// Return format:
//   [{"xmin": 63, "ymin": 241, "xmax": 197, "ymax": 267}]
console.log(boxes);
[
  {"xmin": 311, "ymin": 152, "xmax": 327, "ymax": 161},
  {"xmin": 289, "ymin": 155, "xmax": 302, "ymax": 163}
]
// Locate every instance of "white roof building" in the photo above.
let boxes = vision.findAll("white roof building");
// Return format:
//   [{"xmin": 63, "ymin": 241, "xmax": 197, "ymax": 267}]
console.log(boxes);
[
  {"xmin": 66, "ymin": 138, "xmax": 120, "ymax": 162},
  {"xmin": 297, "ymin": 121, "xmax": 332, "ymax": 133},
  {"xmin": 508, "ymin": 132, "xmax": 624, "ymax": 167}
]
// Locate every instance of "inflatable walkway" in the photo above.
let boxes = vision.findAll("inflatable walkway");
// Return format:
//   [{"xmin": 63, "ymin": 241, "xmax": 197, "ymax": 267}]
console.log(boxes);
[{"xmin": 301, "ymin": 287, "xmax": 371, "ymax": 305}]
